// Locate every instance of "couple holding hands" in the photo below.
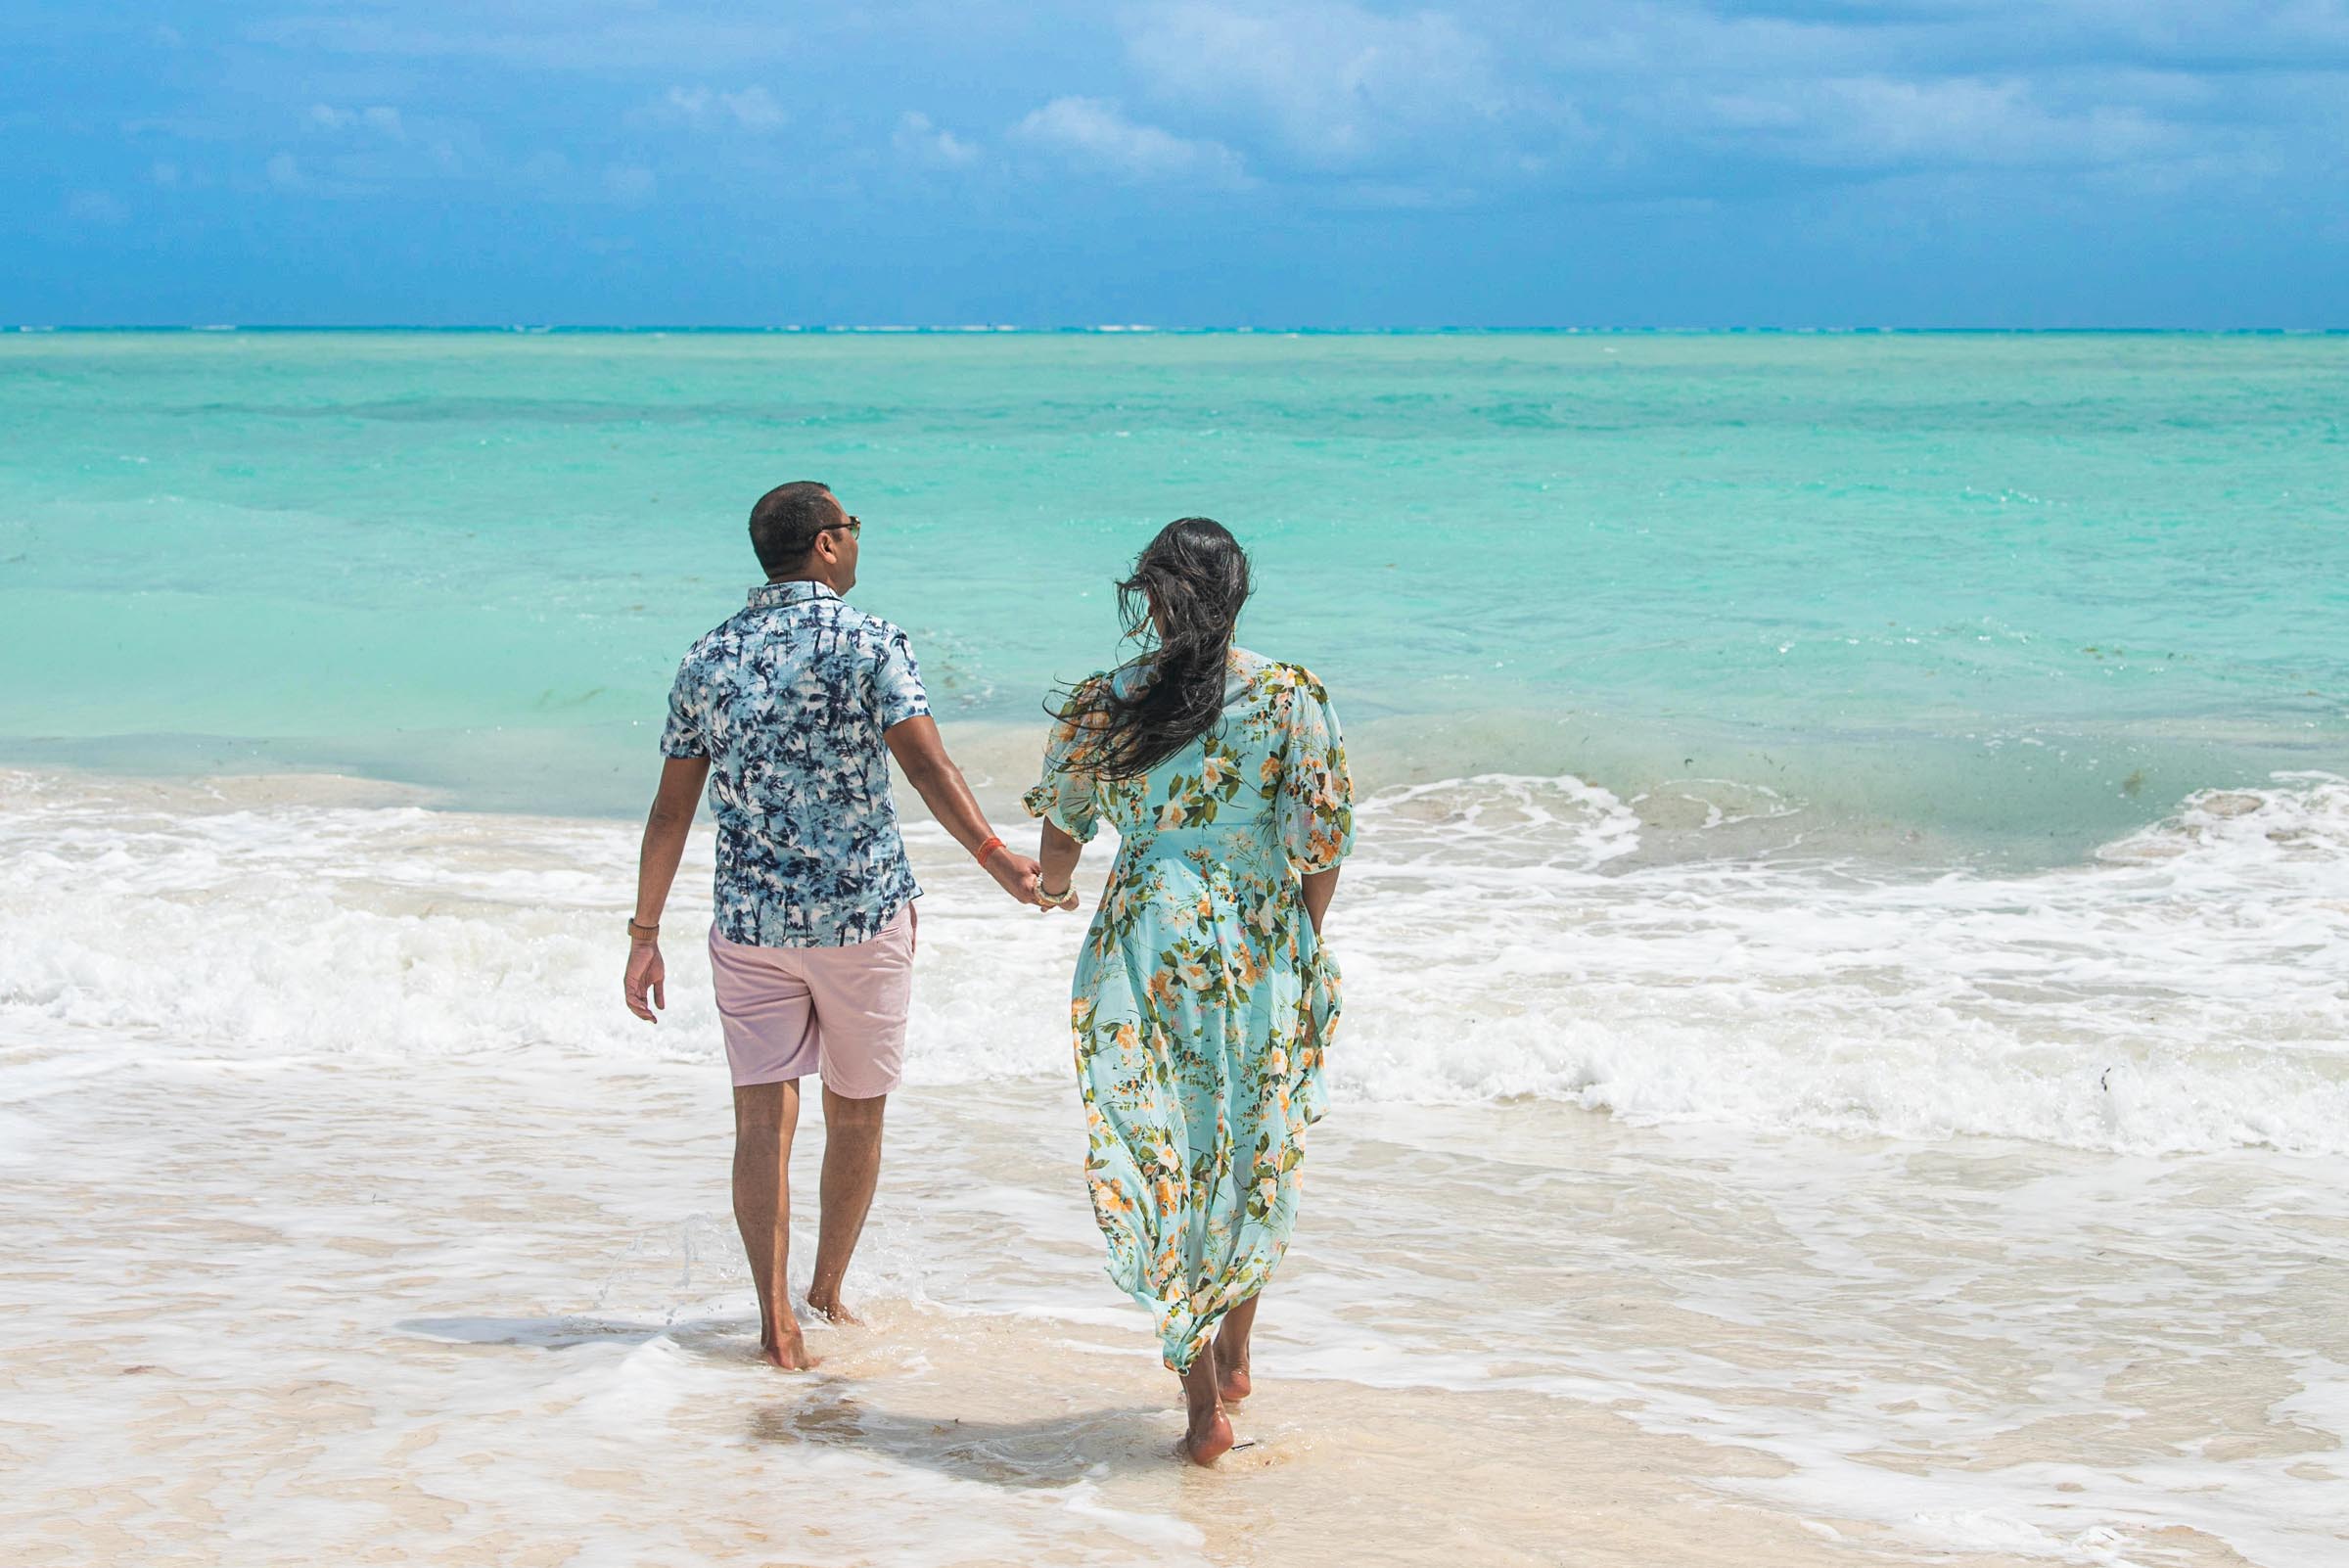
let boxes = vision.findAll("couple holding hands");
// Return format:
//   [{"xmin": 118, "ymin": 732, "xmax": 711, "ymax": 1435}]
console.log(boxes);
[{"xmin": 624, "ymin": 482, "xmax": 1353, "ymax": 1465}]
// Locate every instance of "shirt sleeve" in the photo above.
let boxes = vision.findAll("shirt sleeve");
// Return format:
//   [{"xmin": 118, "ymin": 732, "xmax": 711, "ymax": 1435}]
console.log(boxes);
[
  {"xmin": 1276, "ymin": 666, "xmax": 1354, "ymax": 874},
  {"xmin": 1022, "ymin": 682, "xmax": 1106, "ymax": 844},
  {"xmin": 871, "ymin": 628, "xmax": 931, "ymax": 731},
  {"xmin": 658, "ymin": 655, "xmax": 709, "ymax": 759}
]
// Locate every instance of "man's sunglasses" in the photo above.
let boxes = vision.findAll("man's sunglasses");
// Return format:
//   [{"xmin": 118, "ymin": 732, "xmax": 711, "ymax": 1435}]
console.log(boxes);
[{"xmin": 819, "ymin": 516, "xmax": 863, "ymax": 537}]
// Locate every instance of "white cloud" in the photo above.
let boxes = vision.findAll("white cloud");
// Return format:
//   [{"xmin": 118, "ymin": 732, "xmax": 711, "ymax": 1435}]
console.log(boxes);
[
  {"xmin": 1011, "ymin": 96, "xmax": 1250, "ymax": 186},
  {"xmin": 895, "ymin": 112, "xmax": 979, "ymax": 168},
  {"xmin": 250, "ymin": 13, "xmax": 797, "ymax": 72},
  {"xmin": 1719, "ymin": 75, "xmax": 2174, "ymax": 170},
  {"xmin": 307, "ymin": 104, "xmax": 406, "ymax": 137},
  {"xmin": 1124, "ymin": 1, "xmax": 1509, "ymax": 167},
  {"xmin": 266, "ymin": 152, "xmax": 303, "ymax": 189},
  {"xmin": 659, "ymin": 85, "xmax": 788, "ymax": 133},
  {"xmin": 604, "ymin": 162, "xmax": 657, "ymax": 203},
  {"xmin": 1491, "ymin": 2, "xmax": 2286, "ymax": 194},
  {"xmin": 207, "ymin": 0, "xmax": 2349, "ymax": 217},
  {"xmin": 66, "ymin": 191, "xmax": 129, "ymax": 226}
]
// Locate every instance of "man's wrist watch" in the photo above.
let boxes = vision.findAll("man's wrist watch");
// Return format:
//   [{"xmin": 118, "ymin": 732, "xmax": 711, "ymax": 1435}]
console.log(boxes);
[{"xmin": 626, "ymin": 917, "xmax": 660, "ymax": 941}]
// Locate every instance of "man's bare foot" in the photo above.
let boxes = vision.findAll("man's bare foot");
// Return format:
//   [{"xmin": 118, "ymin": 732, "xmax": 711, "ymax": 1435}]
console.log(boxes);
[
  {"xmin": 759, "ymin": 1323, "xmax": 816, "ymax": 1370},
  {"xmin": 805, "ymin": 1292, "xmax": 862, "ymax": 1326}
]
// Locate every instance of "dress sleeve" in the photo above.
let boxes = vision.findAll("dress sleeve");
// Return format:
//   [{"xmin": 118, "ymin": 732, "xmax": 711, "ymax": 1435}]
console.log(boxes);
[
  {"xmin": 871, "ymin": 627, "xmax": 931, "ymax": 731},
  {"xmin": 658, "ymin": 655, "xmax": 709, "ymax": 759},
  {"xmin": 1023, "ymin": 684, "xmax": 1106, "ymax": 844},
  {"xmin": 1276, "ymin": 667, "xmax": 1353, "ymax": 874}
]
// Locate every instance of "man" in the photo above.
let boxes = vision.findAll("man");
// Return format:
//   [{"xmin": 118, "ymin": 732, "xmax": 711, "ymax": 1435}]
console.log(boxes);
[{"xmin": 624, "ymin": 481, "xmax": 1040, "ymax": 1370}]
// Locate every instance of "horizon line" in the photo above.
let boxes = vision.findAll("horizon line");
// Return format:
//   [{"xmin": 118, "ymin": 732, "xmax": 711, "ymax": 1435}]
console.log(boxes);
[{"xmin": 8, "ymin": 323, "xmax": 2346, "ymax": 337}]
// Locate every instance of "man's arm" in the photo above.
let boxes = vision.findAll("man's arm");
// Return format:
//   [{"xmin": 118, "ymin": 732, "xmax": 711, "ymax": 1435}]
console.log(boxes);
[
  {"xmin": 885, "ymin": 715, "xmax": 1042, "ymax": 904},
  {"xmin": 624, "ymin": 755, "xmax": 710, "ymax": 1022}
]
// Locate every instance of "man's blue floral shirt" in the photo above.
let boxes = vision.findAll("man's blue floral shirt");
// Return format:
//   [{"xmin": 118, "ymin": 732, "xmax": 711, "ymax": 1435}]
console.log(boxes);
[{"xmin": 661, "ymin": 580, "xmax": 929, "ymax": 947}]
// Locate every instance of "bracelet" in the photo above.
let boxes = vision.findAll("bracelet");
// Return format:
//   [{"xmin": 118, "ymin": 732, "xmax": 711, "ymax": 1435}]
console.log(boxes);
[
  {"xmin": 973, "ymin": 834, "xmax": 1004, "ymax": 864},
  {"xmin": 626, "ymin": 918, "xmax": 660, "ymax": 940},
  {"xmin": 1036, "ymin": 883, "xmax": 1076, "ymax": 907}
]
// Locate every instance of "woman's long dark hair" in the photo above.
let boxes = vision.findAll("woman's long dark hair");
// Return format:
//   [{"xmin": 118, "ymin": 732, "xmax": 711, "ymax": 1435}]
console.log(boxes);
[{"xmin": 1053, "ymin": 517, "xmax": 1253, "ymax": 779}]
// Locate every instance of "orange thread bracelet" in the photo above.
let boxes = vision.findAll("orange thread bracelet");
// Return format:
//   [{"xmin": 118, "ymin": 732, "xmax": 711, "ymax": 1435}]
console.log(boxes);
[{"xmin": 974, "ymin": 835, "xmax": 1004, "ymax": 863}]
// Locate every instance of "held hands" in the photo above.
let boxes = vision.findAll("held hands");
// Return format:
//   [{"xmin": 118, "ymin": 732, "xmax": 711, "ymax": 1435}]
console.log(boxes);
[
  {"xmin": 974, "ymin": 836, "xmax": 1077, "ymax": 912},
  {"xmin": 978, "ymin": 842, "xmax": 1048, "ymax": 907}
]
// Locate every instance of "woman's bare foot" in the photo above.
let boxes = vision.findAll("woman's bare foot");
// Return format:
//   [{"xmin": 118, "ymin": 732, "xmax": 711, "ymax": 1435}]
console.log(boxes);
[
  {"xmin": 1214, "ymin": 1338, "xmax": 1252, "ymax": 1405},
  {"xmin": 759, "ymin": 1321, "xmax": 816, "ymax": 1370},
  {"xmin": 1183, "ymin": 1404, "xmax": 1234, "ymax": 1466},
  {"xmin": 1179, "ymin": 1354, "xmax": 1234, "ymax": 1466},
  {"xmin": 1213, "ymin": 1295, "xmax": 1260, "ymax": 1405}
]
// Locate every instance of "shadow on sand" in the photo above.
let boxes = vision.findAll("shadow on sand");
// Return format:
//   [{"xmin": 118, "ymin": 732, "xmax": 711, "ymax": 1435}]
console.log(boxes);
[
  {"xmin": 751, "ymin": 1388, "xmax": 1179, "ymax": 1487},
  {"xmin": 398, "ymin": 1314, "xmax": 1187, "ymax": 1483}
]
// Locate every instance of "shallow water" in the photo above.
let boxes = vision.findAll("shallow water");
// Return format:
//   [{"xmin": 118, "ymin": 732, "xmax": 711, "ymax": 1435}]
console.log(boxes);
[
  {"xmin": 4, "ymin": 769, "xmax": 2346, "ymax": 1565},
  {"xmin": 5, "ymin": 1042, "xmax": 2341, "ymax": 1566},
  {"xmin": 6, "ymin": 760, "xmax": 2343, "ymax": 1155}
]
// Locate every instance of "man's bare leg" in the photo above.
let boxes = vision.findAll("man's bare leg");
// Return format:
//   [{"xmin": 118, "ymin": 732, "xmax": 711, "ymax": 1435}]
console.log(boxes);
[
  {"xmin": 1213, "ymin": 1293, "xmax": 1260, "ymax": 1404},
  {"xmin": 805, "ymin": 1085, "xmax": 886, "ymax": 1323},
  {"xmin": 732, "ymin": 1081, "xmax": 812, "ymax": 1369}
]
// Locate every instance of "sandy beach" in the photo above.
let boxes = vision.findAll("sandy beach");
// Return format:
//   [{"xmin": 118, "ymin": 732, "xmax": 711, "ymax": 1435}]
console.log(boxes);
[
  {"xmin": 5, "ymin": 766, "xmax": 2344, "ymax": 1567},
  {"xmin": 7, "ymin": 1038, "xmax": 2341, "ymax": 1565}
]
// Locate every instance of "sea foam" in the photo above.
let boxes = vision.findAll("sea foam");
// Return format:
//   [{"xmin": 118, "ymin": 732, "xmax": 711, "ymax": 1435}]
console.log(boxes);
[{"xmin": 2, "ymin": 768, "xmax": 2343, "ymax": 1155}]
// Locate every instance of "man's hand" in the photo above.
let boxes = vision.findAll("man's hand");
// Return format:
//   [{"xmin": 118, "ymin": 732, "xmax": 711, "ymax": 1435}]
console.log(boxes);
[
  {"xmin": 982, "ymin": 845, "xmax": 1045, "ymax": 906},
  {"xmin": 624, "ymin": 938, "xmax": 667, "ymax": 1022}
]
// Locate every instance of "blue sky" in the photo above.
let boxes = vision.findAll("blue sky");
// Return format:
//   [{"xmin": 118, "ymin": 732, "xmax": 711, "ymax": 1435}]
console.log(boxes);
[{"xmin": 6, "ymin": 2, "xmax": 2346, "ymax": 326}]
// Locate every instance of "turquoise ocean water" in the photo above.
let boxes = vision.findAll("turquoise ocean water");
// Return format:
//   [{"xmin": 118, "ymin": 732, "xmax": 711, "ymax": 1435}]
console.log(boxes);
[{"xmin": 1, "ymin": 329, "xmax": 2342, "ymax": 853}]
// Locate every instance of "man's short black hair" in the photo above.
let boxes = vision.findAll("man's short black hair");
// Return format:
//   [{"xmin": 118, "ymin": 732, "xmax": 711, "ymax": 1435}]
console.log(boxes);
[{"xmin": 749, "ymin": 482, "xmax": 841, "ymax": 576}]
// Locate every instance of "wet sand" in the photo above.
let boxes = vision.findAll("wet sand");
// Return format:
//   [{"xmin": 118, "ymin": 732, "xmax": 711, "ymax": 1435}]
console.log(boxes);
[{"xmin": 5, "ymin": 1039, "xmax": 2339, "ymax": 1567}]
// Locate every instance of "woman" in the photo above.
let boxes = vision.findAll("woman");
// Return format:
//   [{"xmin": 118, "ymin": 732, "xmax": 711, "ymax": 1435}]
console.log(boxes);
[{"xmin": 1024, "ymin": 517, "xmax": 1353, "ymax": 1465}]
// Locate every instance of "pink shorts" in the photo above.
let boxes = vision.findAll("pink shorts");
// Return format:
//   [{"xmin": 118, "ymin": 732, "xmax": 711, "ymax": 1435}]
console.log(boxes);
[{"xmin": 707, "ymin": 904, "xmax": 915, "ymax": 1098}]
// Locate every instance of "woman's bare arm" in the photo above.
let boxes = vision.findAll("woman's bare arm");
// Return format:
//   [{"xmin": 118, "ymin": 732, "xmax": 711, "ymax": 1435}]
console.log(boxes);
[
  {"xmin": 1301, "ymin": 866, "xmax": 1340, "ymax": 938},
  {"xmin": 1038, "ymin": 818, "xmax": 1085, "ymax": 909}
]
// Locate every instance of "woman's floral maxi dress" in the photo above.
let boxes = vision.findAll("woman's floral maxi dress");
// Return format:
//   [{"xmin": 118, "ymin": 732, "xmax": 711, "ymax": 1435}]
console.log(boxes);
[{"xmin": 1025, "ymin": 650, "xmax": 1354, "ymax": 1372}]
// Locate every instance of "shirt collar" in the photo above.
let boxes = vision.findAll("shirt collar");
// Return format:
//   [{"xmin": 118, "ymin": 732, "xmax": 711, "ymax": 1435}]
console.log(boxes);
[{"xmin": 749, "ymin": 579, "xmax": 840, "ymax": 611}]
